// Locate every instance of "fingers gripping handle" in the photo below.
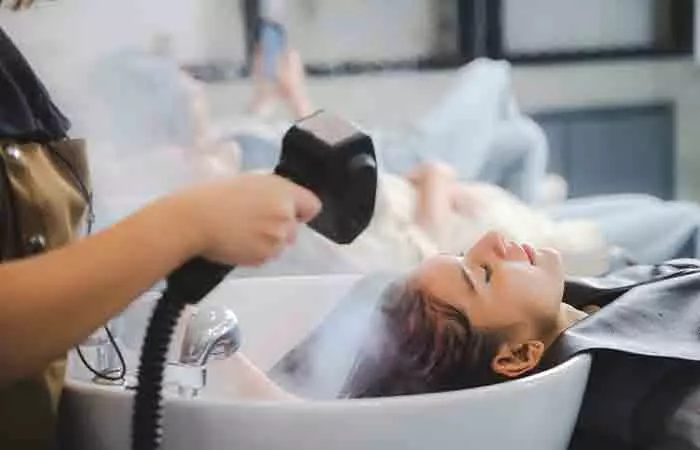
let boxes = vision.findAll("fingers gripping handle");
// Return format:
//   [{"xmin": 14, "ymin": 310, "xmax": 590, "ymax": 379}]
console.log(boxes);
[{"xmin": 170, "ymin": 111, "xmax": 378, "ymax": 304}]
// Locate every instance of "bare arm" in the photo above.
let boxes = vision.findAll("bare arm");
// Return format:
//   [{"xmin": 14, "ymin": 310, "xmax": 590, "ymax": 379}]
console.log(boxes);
[
  {"xmin": 0, "ymin": 197, "xmax": 196, "ymax": 383},
  {"xmin": 407, "ymin": 163, "xmax": 459, "ymax": 241},
  {"xmin": 0, "ymin": 174, "xmax": 320, "ymax": 385},
  {"xmin": 209, "ymin": 353, "xmax": 298, "ymax": 401}
]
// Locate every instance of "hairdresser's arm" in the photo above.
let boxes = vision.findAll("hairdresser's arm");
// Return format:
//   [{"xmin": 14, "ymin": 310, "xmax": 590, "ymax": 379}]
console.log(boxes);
[{"xmin": 0, "ymin": 174, "xmax": 320, "ymax": 385}]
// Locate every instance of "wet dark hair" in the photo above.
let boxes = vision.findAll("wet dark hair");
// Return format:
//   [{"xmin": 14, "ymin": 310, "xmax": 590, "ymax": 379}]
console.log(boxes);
[{"xmin": 341, "ymin": 279, "xmax": 511, "ymax": 398}]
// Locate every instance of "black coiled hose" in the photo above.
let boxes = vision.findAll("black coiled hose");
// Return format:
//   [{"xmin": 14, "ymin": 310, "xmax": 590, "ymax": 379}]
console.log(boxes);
[
  {"xmin": 131, "ymin": 290, "xmax": 186, "ymax": 450},
  {"xmin": 131, "ymin": 258, "xmax": 233, "ymax": 450}
]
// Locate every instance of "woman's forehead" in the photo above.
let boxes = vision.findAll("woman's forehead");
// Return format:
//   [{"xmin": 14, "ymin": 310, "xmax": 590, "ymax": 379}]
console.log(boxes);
[{"xmin": 413, "ymin": 257, "xmax": 472, "ymax": 312}]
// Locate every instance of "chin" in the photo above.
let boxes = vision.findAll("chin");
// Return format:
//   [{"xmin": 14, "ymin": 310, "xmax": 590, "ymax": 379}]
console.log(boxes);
[
  {"xmin": 535, "ymin": 248, "xmax": 563, "ymax": 269},
  {"xmin": 539, "ymin": 252, "xmax": 566, "ymax": 287}
]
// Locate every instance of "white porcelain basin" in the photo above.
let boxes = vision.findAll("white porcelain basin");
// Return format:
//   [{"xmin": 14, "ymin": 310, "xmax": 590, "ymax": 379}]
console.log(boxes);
[{"xmin": 58, "ymin": 275, "xmax": 591, "ymax": 450}]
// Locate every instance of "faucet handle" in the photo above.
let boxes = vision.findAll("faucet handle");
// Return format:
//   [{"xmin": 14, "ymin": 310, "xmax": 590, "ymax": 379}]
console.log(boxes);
[{"xmin": 179, "ymin": 304, "xmax": 241, "ymax": 366}]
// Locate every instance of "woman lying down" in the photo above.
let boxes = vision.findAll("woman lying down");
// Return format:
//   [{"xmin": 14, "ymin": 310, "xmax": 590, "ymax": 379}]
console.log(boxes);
[
  {"xmin": 240, "ymin": 157, "xmax": 700, "ymax": 279},
  {"xmin": 217, "ymin": 230, "xmax": 700, "ymax": 450}
]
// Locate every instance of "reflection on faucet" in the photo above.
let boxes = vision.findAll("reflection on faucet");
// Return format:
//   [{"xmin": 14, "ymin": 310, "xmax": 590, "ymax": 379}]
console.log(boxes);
[
  {"xmin": 164, "ymin": 305, "xmax": 242, "ymax": 398},
  {"xmin": 179, "ymin": 305, "xmax": 241, "ymax": 366}
]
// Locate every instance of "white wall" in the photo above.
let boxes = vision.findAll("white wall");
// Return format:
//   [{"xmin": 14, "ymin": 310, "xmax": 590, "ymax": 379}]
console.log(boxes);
[
  {"xmin": 285, "ymin": 0, "xmax": 436, "ymax": 64},
  {"xmin": 0, "ymin": 0, "xmax": 439, "ymax": 72},
  {"xmin": 0, "ymin": 0, "xmax": 246, "ymax": 132},
  {"xmin": 0, "ymin": 0, "xmax": 244, "ymax": 69},
  {"xmin": 503, "ymin": 0, "xmax": 658, "ymax": 53}
]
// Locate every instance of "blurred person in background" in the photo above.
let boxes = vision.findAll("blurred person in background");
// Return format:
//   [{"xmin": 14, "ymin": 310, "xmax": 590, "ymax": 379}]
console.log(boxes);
[{"xmin": 241, "ymin": 0, "xmax": 313, "ymax": 118}]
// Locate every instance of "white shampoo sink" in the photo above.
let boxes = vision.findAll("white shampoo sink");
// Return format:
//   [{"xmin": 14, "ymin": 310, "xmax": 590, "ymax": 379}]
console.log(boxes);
[{"xmin": 58, "ymin": 275, "xmax": 591, "ymax": 450}]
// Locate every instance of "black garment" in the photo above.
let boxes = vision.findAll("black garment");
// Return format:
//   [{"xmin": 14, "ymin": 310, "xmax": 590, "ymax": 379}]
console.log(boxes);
[
  {"xmin": 542, "ymin": 260, "xmax": 700, "ymax": 450},
  {"xmin": 0, "ymin": 27, "xmax": 70, "ymax": 142}
]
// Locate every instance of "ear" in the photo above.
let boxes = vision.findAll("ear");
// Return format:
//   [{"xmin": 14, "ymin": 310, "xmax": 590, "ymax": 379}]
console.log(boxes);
[{"xmin": 490, "ymin": 340, "xmax": 545, "ymax": 379}]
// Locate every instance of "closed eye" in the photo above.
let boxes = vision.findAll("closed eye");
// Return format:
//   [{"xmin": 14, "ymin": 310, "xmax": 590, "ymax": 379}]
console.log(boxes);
[
  {"xmin": 457, "ymin": 261, "xmax": 476, "ymax": 294},
  {"xmin": 481, "ymin": 265, "xmax": 492, "ymax": 283}
]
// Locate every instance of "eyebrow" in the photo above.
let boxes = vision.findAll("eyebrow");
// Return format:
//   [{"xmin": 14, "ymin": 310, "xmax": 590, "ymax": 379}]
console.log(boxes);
[{"xmin": 456, "ymin": 260, "xmax": 477, "ymax": 294}]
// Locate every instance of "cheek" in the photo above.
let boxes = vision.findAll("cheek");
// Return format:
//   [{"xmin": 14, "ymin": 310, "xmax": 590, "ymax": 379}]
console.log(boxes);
[{"xmin": 496, "ymin": 267, "xmax": 554, "ymax": 315}]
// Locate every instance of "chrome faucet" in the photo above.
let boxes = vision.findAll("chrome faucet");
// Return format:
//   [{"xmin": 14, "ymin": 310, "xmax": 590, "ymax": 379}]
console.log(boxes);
[
  {"xmin": 165, "ymin": 304, "xmax": 241, "ymax": 397},
  {"xmin": 179, "ymin": 304, "xmax": 241, "ymax": 366}
]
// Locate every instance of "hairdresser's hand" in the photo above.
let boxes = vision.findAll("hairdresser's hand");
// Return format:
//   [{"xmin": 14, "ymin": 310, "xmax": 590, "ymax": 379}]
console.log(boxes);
[{"xmin": 177, "ymin": 173, "xmax": 321, "ymax": 266}]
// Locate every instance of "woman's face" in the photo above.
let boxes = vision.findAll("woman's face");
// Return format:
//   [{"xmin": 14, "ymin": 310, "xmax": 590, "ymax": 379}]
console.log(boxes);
[{"xmin": 413, "ymin": 231, "xmax": 565, "ymax": 338}]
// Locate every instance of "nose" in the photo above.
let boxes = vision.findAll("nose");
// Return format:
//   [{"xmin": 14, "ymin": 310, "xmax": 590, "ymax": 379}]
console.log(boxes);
[{"xmin": 462, "ymin": 231, "xmax": 507, "ymax": 265}]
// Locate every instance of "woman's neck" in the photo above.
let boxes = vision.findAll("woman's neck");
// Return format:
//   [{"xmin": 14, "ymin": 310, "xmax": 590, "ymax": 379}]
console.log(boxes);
[{"xmin": 547, "ymin": 303, "xmax": 588, "ymax": 347}]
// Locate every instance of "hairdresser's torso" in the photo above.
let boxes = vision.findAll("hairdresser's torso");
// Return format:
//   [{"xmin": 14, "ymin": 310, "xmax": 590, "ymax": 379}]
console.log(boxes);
[
  {"xmin": 548, "ymin": 260, "xmax": 700, "ymax": 449},
  {"xmin": 0, "ymin": 26, "xmax": 88, "ymax": 450}
]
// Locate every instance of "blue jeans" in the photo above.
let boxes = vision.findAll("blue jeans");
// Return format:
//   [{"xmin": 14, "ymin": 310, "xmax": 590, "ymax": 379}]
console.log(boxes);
[
  {"xmin": 231, "ymin": 116, "xmax": 549, "ymax": 205},
  {"xmin": 548, "ymin": 195, "xmax": 700, "ymax": 263},
  {"xmin": 373, "ymin": 116, "xmax": 548, "ymax": 204}
]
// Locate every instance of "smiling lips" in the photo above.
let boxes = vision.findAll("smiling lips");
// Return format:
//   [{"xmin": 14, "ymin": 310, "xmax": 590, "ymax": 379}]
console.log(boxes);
[
  {"xmin": 505, "ymin": 240, "xmax": 536, "ymax": 265},
  {"xmin": 521, "ymin": 243, "xmax": 536, "ymax": 265}
]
